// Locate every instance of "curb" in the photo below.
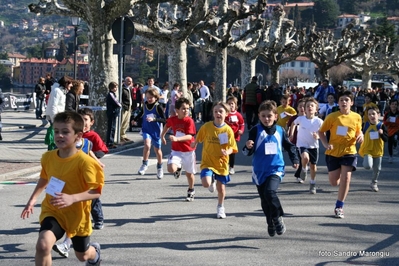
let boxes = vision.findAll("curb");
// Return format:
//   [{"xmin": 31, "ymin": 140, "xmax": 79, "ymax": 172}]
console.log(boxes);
[{"xmin": 0, "ymin": 141, "xmax": 143, "ymax": 182}]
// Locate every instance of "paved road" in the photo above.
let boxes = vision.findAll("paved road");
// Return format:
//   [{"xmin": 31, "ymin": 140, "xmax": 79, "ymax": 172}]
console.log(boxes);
[{"xmin": 0, "ymin": 111, "xmax": 398, "ymax": 265}]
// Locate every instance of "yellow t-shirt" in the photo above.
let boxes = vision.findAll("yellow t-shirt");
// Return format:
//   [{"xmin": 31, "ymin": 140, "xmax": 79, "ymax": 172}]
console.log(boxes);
[
  {"xmin": 358, "ymin": 123, "xmax": 384, "ymax": 158},
  {"xmin": 196, "ymin": 121, "xmax": 238, "ymax": 176},
  {"xmin": 362, "ymin": 102, "xmax": 378, "ymax": 123},
  {"xmin": 39, "ymin": 149, "xmax": 104, "ymax": 238},
  {"xmin": 277, "ymin": 105, "xmax": 297, "ymax": 129},
  {"xmin": 319, "ymin": 111, "xmax": 362, "ymax": 157}
]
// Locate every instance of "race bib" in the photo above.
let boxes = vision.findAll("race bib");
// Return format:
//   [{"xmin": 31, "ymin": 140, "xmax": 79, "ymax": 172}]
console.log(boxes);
[
  {"xmin": 230, "ymin": 115, "xmax": 238, "ymax": 122},
  {"xmin": 175, "ymin": 131, "xmax": 185, "ymax": 137},
  {"xmin": 265, "ymin": 142, "xmax": 277, "ymax": 155},
  {"xmin": 336, "ymin": 126, "xmax": 348, "ymax": 136},
  {"xmin": 218, "ymin": 133, "xmax": 228, "ymax": 144},
  {"xmin": 369, "ymin": 131, "xmax": 379, "ymax": 140},
  {"xmin": 389, "ymin": 116, "xmax": 396, "ymax": 123}
]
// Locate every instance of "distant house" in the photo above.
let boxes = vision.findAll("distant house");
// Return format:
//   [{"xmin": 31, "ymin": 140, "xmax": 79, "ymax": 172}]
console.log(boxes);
[
  {"xmin": 279, "ymin": 56, "xmax": 316, "ymax": 82},
  {"xmin": 336, "ymin": 13, "xmax": 371, "ymax": 29},
  {"xmin": 19, "ymin": 58, "xmax": 58, "ymax": 86},
  {"xmin": 20, "ymin": 19, "xmax": 28, "ymax": 30},
  {"xmin": 44, "ymin": 45, "xmax": 59, "ymax": 58},
  {"xmin": 8, "ymin": 53, "xmax": 27, "ymax": 67}
]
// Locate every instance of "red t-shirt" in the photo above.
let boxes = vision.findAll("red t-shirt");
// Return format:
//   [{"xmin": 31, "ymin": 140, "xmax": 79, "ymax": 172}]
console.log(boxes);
[
  {"xmin": 82, "ymin": 130, "xmax": 109, "ymax": 153},
  {"xmin": 225, "ymin": 111, "xmax": 245, "ymax": 141},
  {"xmin": 166, "ymin": 116, "xmax": 196, "ymax": 152}
]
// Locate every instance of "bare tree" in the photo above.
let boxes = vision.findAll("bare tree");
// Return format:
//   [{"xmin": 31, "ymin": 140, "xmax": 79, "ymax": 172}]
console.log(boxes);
[
  {"xmin": 328, "ymin": 63, "xmax": 355, "ymax": 86},
  {"xmin": 302, "ymin": 23, "xmax": 377, "ymax": 81},
  {"xmin": 346, "ymin": 34, "xmax": 393, "ymax": 89}
]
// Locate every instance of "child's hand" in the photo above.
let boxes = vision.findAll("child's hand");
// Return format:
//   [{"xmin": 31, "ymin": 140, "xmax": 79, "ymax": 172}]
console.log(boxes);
[
  {"xmin": 293, "ymin": 163, "xmax": 299, "ymax": 169},
  {"xmin": 378, "ymin": 129, "xmax": 383, "ymax": 135},
  {"xmin": 99, "ymin": 162, "xmax": 105, "ymax": 169},
  {"xmin": 246, "ymin": 140, "xmax": 254, "ymax": 149},
  {"xmin": 356, "ymin": 133, "xmax": 364, "ymax": 143},
  {"xmin": 51, "ymin": 193, "xmax": 74, "ymax": 209},
  {"xmin": 21, "ymin": 200, "xmax": 36, "ymax": 219},
  {"xmin": 162, "ymin": 137, "xmax": 167, "ymax": 145},
  {"xmin": 238, "ymin": 130, "xmax": 243, "ymax": 135},
  {"xmin": 146, "ymin": 117, "xmax": 154, "ymax": 122},
  {"xmin": 131, "ymin": 120, "xmax": 137, "ymax": 126},
  {"xmin": 312, "ymin": 132, "xmax": 319, "ymax": 140},
  {"xmin": 169, "ymin": 135, "xmax": 178, "ymax": 142},
  {"xmin": 325, "ymin": 143, "xmax": 333, "ymax": 150},
  {"xmin": 190, "ymin": 142, "xmax": 197, "ymax": 148}
]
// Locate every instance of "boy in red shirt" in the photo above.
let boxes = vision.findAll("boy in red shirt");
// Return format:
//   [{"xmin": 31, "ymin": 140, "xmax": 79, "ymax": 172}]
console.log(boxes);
[
  {"xmin": 161, "ymin": 97, "xmax": 197, "ymax": 201},
  {"xmin": 79, "ymin": 108, "xmax": 109, "ymax": 158},
  {"xmin": 225, "ymin": 96, "xmax": 244, "ymax": 174}
]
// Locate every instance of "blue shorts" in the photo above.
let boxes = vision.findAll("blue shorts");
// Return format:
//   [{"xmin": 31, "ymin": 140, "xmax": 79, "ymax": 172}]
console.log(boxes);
[
  {"xmin": 325, "ymin": 154, "xmax": 357, "ymax": 172},
  {"xmin": 200, "ymin": 168, "xmax": 230, "ymax": 184},
  {"xmin": 142, "ymin": 132, "xmax": 161, "ymax": 149}
]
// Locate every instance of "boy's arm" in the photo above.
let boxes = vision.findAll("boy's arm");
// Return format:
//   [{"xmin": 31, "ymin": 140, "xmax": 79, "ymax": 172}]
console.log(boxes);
[
  {"xmin": 160, "ymin": 124, "xmax": 171, "ymax": 145},
  {"xmin": 282, "ymin": 129, "xmax": 299, "ymax": 166},
  {"xmin": 318, "ymin": 130, "xmax": 331, "ymax": 150},
  {"xmin": 380, "ymin": 124, "xmax": 389, "ymax": 142},
  {"xmin": 21, "ymin": 177, "xmax": 48, "ymax": 219},
  {"xmin": 154, "ymin": 104, "xmax": 166, "ymax": 124},
  {"xmin": 51, "ymin": 189, "xmax": 101, "ymax": 209},
  {"xmin": 242, "ymin": 126, "xmax": 258, "ymax": 156},
  {"xmin": 89, "ymin": 150, "xmax": 105, "ymax": 168}
]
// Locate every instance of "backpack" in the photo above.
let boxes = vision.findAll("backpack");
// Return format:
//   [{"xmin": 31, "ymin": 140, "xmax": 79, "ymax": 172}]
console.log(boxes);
[{"xmin": 362, "ymin": 121, "xmax": 382, "ymax": 134}]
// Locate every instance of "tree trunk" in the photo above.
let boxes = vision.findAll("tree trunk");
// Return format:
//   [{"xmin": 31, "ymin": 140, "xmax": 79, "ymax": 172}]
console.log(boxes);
[
  {"xmin": 167, "ymin": 41, "xmax": 188, "ymax": 97},
  {"xmin": 239, "ymin": 56, "xmax": 256, "ymax": 89},
  {"xmin": 214, "ymin": 48, "xmax": 227, "ymax": 102},
  {"xmin": 270, "ymin": 65, "xmax": 280, "ymax": 85},
  {"xmin": 87, "ymin": 23, "xmax": 118, "ymax": 140},
  {"xmin": 361, "ymin": 69, "xmax": 372, "ymax": 89}
]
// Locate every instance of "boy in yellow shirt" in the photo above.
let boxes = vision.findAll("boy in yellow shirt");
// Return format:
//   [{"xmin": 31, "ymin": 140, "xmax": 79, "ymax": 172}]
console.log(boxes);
[
  {"xmin": 277, "ymin": 94, "xmax": 297, "ymax": 130},
  {"xmin": 21, "ymin": 111, "xmax": 104, "ymax": 266},
  {"xmin": 362, "ymin": 93, "xmax": 378, "ymax": 123},
  {"xmin": 319, "ymin": 91, "xmax": 363, "ymax": 219},
  {"xmin": 359, "ymin": 107, "xmax": 388, "ymax": 192},
  {"xmin": 192, "ymin": 101, "xmax": 238, "ymax": 219}
]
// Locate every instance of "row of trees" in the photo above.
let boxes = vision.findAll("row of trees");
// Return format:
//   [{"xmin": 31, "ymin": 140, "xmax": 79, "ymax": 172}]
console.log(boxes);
[{"xmin": 27, "ymin": 0, "xmax": 399, "ymax": 105}]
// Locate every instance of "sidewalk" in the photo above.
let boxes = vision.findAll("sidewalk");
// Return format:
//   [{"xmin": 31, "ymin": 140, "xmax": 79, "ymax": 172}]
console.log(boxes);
[{"xmin": 0, "ymin": 110, "xmax": 143, "ymax": 181}]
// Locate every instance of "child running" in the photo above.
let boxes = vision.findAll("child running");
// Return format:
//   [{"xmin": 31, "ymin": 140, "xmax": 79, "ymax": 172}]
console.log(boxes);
[
  {"xmin": 287, "ymin": 98, "xmax": 306, "ymax": 183},
  {"xmin": 292, "ymin": 98, "xmax": 323, "ymax": 194},
  {"xmin": 191, "ymin": 101, "xmax": 238, "ymax": 218},
  {"xmin": 243, "ymin": 100, "xmax": 299, "ymax": 236},
  {"xmin": 225, "ymin": 96, "xmax": 245, "ymax": 175},
  {"xmin": 382, "ymin": 99, "xmax": 399, "ymax": 163},
  {"xmin": 276, "ymin": 94, "xmax": 297, "ymax": 130},
  {"xmin": 318, "ymin": 90, "xmax": 363, "ymax": 218},
  {"xmin": 132, "ymin": 88, "xmax": 166, "ymax": 179},
  {"xmin": 21, "ymin": 111, "xmax": 104, "ymax": 266},
  {"xmin": 161, "ymin": 97, "xmax": 197, "ymax": 201},
  {"xmin": 359, "ymin": 106, "xmax": 388, "ymax": 192}
]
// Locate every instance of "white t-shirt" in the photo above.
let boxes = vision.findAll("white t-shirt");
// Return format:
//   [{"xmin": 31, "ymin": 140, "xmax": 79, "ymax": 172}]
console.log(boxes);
[
  {"xmin": 200, "ymin": 85, "xmax": 210, "ymax": 100},
  {"xmin": 293, "ymin": 116, "xmax": 323, "ymax": 148},
  {"xmin": 319, "ymin": 103, "xmax": 338, "ymax": 117}
]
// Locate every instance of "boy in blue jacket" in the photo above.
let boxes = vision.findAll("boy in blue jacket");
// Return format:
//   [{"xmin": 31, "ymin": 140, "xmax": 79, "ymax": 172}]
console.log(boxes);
[{"xmin": 243, "ymin": 100, "xmax": 299, "ymax": 237}]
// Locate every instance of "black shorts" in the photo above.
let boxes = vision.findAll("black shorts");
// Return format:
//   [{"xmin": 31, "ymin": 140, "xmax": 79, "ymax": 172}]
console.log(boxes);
[
  {"xmin": 325, "ymin": 154, "xmax": 357, "ymax": 172},
  {"xmin": 40, "ymin": 217, "xmax": 91, "ymax": 252},
  {"xmin": 299, "ymin": 147, "xmax": 319, "ymax": 165}
]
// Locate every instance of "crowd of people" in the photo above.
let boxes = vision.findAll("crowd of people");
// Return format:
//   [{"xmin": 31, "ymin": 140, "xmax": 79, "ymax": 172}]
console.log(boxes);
[{"xmin": 21, "ymin": 74, "xmax": 399, "ymax": 265}]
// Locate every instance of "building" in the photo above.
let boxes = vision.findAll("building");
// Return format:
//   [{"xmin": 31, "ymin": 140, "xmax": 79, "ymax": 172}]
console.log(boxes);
[
  {"xmin": 8, "ymin": 53, "xmax": 26, "ymax": 67},
  {"xmin": 336, "ymin": 13, "xmax": 371, "ymax": 29},
  {"xmin": 279, "ymin": 56, "xmax": 316, "ymax": 82},
  {"xmin": 19, "ymin": 58, "xmax": 58, "ymax": 87}
]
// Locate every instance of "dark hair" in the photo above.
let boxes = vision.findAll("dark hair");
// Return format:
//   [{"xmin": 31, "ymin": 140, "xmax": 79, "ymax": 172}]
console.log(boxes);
[
  {"xmin": 53, "ymin": 111, "xmax": 84, "ymax": 133},
  {"xmin": 78, "ymin": 107, "xmax": 94, "ymax": 121},
  {"xmin": 258, "ymin": 100, "xmax": 277, "ymax": 114},
  {"xmin": 327, "ymin": 93, "xmax": 336, "ymax": 99},
  {"xmin": 108, "ymin": 82, "xmax": 118, "ymax": 91},
  {"xmin": 364, "ymin": 93, "xmax": 372, "ymax": 99},
  {"xmin": 366, "ymin": 106, "xmax": 380, "ymax": 114},
  {"xmin": 58, "ymin": 76, "xmax": 73, "ymax": 87},
  {"xmin": 338, "ymin": 90, "xmax": 354, "ymax": 101},
  {"xmin": 175, "ymin": 97, "xmax": 190, "ymax": 109}
]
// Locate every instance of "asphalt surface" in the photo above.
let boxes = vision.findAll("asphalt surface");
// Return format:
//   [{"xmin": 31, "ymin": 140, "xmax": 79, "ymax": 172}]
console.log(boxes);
[{"xmin": 0, "ymin": 111, "xmax": 398, "ymax": 266}]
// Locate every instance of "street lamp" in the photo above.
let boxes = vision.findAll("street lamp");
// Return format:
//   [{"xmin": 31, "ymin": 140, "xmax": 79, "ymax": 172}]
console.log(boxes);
[{"xmin": 71, "ymin": 17, "xmax": 81, "ymax": 80}]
